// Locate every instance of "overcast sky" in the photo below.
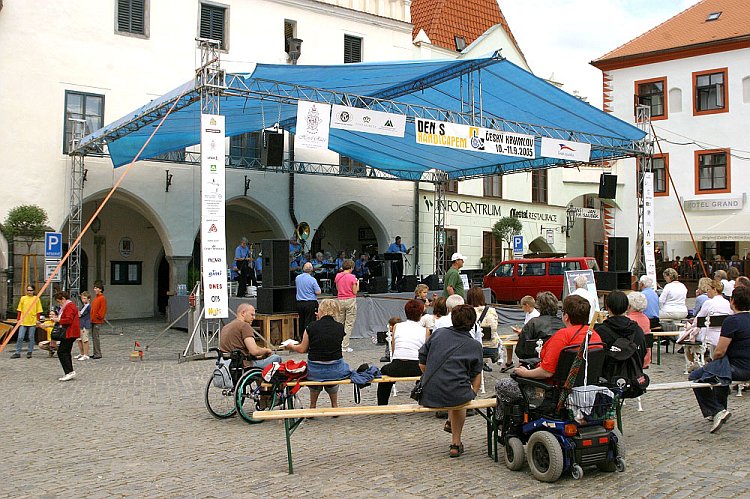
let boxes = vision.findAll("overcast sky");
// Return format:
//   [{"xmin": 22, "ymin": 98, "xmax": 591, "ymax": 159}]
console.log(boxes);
[{"xmin": 498, "ymin": 0, "xmax": 699, "ymax": 109}]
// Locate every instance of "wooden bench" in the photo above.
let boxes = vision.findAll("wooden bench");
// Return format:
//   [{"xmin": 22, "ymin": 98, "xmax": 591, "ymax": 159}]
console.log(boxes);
[
  {"xmin": 651, "ymin": 331, "xmax": 679, "ymax": 365},
  {"xmin": 252, "ymin": 397, "xmax": 499, "ymax": 474}
]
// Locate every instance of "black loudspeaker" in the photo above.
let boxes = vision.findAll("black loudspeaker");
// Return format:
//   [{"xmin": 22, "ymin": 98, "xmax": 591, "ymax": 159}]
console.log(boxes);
[
  {"xmin": 422, "ymin": 274, "xmax": 439, "ymax": 291},
  {"xmin": 366, "ymin": 276, "xmax": 389, "ymax": 294},
  {"xmin": 262, "ymin": 131, "xmax": 284, "ymax": 167},
  {"xmin": 398, "ymin": 275, "xmax": 419, "ymax": 293},
  {"xmin": 598, "ymin": 173, "xmax": 617, "ymax": 199},
  {"xmin": 262, "ymin": 239, "xmax": 290, "ymax": 287},
  {"xmin": 594, "ymin": 271, "xmax": 632, "ymax": 292},
  {"xmin": 257, "ymin": 286, "xmax": 296, "ymax": 314},
  {"xmin": 608, "ymin": 237, "xmax": 629, "ymax": 272}
]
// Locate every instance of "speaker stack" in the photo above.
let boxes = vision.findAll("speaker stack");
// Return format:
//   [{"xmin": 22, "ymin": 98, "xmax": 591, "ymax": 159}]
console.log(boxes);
[
  {"xmin": 397, "ymin": 275, "xmax": 419, "ymax": 293},
  {"xmin": 422, "ymin": 274, "xmax": 440, "ymax": 291},
  {"xmin": 257, "ymin": 239, "xmax": 296, "ymax": 314},
  {"xmin": 261, "ymin": 131, "xmax": 284, "ymax": 167},
  {"xmin": 598, "ymin": 173, "xmax": 618, "ymax": 199}
]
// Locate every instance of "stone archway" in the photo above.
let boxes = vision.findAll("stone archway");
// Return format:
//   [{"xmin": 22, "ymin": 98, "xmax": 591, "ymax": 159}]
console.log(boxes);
[
  {"xmin": 312, "ymin": 202, "xmax": 390, "ymax": 260},
  {"xmin": 224, "ymin": 196, "xmax": 287, "ymax": 266}
]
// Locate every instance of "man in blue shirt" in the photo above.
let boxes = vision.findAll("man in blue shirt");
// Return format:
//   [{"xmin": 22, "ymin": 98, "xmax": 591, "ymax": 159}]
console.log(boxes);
[
  {"xmin": 234, "ymin": 237, "xmax": 251, "ymax": 298},
  {"xmin": 639, "ymin": 275, "xmax": 660, "ymax": 329},
  {"xmin": 295, "ymin": 262, "xmax": 321, "ymax": 339},
  {"xmin": 386, "ymin": 236, "xmax": 411, "ymax": 292}
]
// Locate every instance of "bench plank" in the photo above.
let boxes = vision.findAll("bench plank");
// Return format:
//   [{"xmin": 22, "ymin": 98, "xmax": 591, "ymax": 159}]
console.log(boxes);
[
  {"xmin": 648, "ymin": 381, "xmax": 741, "ymax": 391},
  {"xmin": 261, "ymin": 375, "xmax": 421, "ymax": 389},
  {"xmin": 252, "ymin": 397, "xmax": 497, "ymax": 420}
]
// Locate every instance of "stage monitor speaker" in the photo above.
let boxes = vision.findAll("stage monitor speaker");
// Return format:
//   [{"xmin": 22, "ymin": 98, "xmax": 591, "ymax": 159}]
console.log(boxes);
[
  {"xmin": 594, "ymin": 271, "xmax": 632, "ymax": 292},
  {"xmin": 262, "ymin": 239, "xmax": 290, "ymax": 287},
  {"xmin": 367, "ymin": 276, "xmax": 389, "ymax": 294},
  {"xmin": 422, "ymin": 274, "xmax": 440, "ymax": 291},
  {"xmin": 608, "ymin": 237, "xmax": 629, "ymax": 272},
  {"xmin": 598, "ymin": 173, "xmax": 617, "ymax": 199},
  {"xmin": 257, "ymin": 286, "xmax": 296, "ymax": 314},
  {"xmin": 262, "ymin": 131, "xmax": 284, "ymax": 167},
  {"xmin": 398, "ymin": 275, "xmax": 419, "ymax": 293}
]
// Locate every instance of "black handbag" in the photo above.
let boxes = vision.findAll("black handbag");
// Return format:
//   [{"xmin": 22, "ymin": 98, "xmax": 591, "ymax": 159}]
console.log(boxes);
[{"xmin": 51, "ymin": 323, "xmax": 67, "ymax": 341}]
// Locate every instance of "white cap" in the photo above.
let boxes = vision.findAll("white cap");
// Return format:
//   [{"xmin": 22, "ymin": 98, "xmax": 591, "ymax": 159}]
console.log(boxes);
[{"xmin": 451, "ymin": 252, "xmax": 466, "ymax": 261}]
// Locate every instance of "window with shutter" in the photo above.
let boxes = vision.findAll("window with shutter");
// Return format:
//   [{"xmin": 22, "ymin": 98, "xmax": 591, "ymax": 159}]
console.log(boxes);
[
  {"xmin": 116, "ymin": 0, "xmax": 147, "ymax": 36},
  {"xmin": 200, "ymin": 3, "xmax": 227, "ymax": 49},
  {"xmin": 344, "ymin": 35, "xmax": 362, "ymax": 63}
]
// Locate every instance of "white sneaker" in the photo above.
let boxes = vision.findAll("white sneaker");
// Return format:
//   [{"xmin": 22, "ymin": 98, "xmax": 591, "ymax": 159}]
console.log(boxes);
[
  {"xmin": 343, "ymin": 347, "xmax": 354, "ymax": 353},
  {"xmin": 58, "ymin": 371, "xmax": 77, "ymax": 382},
  {"xmin": 710, "ymin": 409, "xmax": 731, "ymax": 433},
  {"xmin": 78, "ymin": 355, "xmax": 89, "ymax": 361},
  {"xmin": 75, "ymin": 355, "xmax": 83, "ymax": 360}
]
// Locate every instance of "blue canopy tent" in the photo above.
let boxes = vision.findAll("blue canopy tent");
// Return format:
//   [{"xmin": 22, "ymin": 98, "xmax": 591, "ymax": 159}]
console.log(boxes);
[{"xmin": 77, "ymin": 54, "xmax": 645, "ymax": 180}]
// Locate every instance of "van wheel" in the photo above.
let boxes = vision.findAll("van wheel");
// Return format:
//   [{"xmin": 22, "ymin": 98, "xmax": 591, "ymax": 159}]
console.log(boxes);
[{"xmin": 490, "ymin": 292, "xmax": 497, "ymax": 304}]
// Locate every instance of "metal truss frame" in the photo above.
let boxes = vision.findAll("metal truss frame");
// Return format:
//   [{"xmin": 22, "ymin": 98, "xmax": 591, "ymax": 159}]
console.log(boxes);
[
  {"xmin": 634, "ymin": 105, "xmax": 653, "ymax": 277},
  {"xmin": 67, "ymin": 120, "xmax": 87, "ymax": 299}
]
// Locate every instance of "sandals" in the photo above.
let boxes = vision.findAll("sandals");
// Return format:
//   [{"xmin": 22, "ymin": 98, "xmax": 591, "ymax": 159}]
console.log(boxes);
[
  {"xmin": 443, "ymin": 420, "xmax": 452, "ymax": 433},
  {"xmin": 500, "ymin": 362, "xmax": 515, "ymax": 373},
  {"xmin": 449, "ymin": 443, "xmax": 464, "ymax": 458}
]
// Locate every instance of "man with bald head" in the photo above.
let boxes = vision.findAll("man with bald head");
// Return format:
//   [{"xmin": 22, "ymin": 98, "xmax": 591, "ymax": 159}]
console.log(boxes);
[
  {"xmin": 296, "ymin": 261, "xmax": 322, "ymax": 340},
  {"xmin": 219, "ymin": 304, "xmax": 281, "ymax": 368}
]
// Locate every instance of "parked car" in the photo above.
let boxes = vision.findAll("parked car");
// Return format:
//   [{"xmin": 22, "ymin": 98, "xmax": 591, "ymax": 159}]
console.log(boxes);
[{"xmin": 483, "ymin": 257, "xmax": 599, "ymax": 303}]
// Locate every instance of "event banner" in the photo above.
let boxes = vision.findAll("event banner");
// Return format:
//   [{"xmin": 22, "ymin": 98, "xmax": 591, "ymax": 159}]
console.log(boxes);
[
  {"xmin": 540, "ymin": 137, "xmax": 591, "ymax": 163},
  {"xmin": 201, "ymin": 114, "xmax": 228, "ymax": 319},
  {"xmin": 330, "ymin": 104, "xmax": 406, "ymax": 137},
  {"xmin": 643, "ymin": 172, "xmax": 657, "ymax": 284},
  {"xmin": 414, "ymin": 118, "xmax": 535, "ymax": 159},
  {"xmin": 295, "ymin": 100, "xmax": 330, "ymax": 150}
]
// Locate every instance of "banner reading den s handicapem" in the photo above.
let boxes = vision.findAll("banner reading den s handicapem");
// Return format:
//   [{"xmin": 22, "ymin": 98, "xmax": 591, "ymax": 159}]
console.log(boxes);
[{"xmin": 415, "ymin": 118, "xmax": 535, "ymax": 159}]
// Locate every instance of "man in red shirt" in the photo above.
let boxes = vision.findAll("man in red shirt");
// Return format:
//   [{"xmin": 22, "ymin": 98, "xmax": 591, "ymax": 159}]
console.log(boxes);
[{"xmin": 90, "ymin": 281, "xmax": 107, "ymax": 359}]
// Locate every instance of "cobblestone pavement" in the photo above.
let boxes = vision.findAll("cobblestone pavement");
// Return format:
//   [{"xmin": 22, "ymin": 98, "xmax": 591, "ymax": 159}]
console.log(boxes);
[{"xmin": 1, "ymin": 318, "xmax": 749, "ymax": 498}]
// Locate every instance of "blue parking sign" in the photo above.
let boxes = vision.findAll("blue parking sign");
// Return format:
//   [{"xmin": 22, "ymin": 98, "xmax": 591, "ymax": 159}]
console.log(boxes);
[
  {"xmin": 45, "ymin": 232, "xmax": 63, "ymax": 259},
  {"xmin": 512, "ymin": 235, "xmax": 523, "ymax": 256}
]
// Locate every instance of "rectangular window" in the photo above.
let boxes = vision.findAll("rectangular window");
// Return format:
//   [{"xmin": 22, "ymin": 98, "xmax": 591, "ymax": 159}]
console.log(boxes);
[
  {"xmin": 284, "ymin": 19, "xmax": 296, "ymax": 53},
  {"xmin": 531, "ymin": 169, "xmax": 548, "ymax": 204},
  {"xmin": 116, "ymin": 0, "xmax": 147, "ymax": 36},
  {"xmin": 445, "ymin": 180, "xmax": 459, "ymax": 194},
  {"xmin": 653, "ymin": 154, "xmax": 668, "ymax": 196},
  {"xmin": 635, "ymin": 77, "xmax": 667, "ymax": 120},
  {"xmin": 63, "ymin": 91, "xmax": 104, "ymax": 154},
  {"xmin": 440, "ymin": 229, "xmax": 458, "ymax": 273},
  {"xmin": 693, "ymin": 68, "xmax": 728, "ymax": 115},
  {"xmin": 339, "ymin": 155, "xmax": 367, "ymax": 176},
  {"xmin": 482, "ymin": 231, "xmax": 501, "ymax": 262},
  {"xmin": 110, "ymin": 261, "xmax": 142, "ymax": 285},
  {"xmin": 549, "ymin": 260, "xmax": 581, "ymax": 276},
  {"xmin": 518, "ymin": 262, "xmax": 546, "ymax": 276},
  {"xmin": 344, "ymin": 35, "xmax": 362, "ymax": 63},
  {"xmin": 483, "ymin": 175, "xmax": 502, "ymax": 198},
  {"xmin": 695, "ymin": 149, "xmax": 730, "ymax": 194},
  {"xmin": 230, "ymin": 132, "xmax": 261, "ymax": 165},
  {"xmin": 200, "ymin": 3, "xmax": 227, "ymax": 50}
]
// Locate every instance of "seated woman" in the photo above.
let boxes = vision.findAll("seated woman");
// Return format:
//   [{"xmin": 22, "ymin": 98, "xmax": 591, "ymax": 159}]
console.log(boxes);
[
  {"xmin": 659, "ymin": 268, "xmax": 688, "ymax": 320},
  {"xmin": 285, "ymin": 299, "xmax": 351, "ymax": 410},
  {"xmin": 495, "ymin": 295, "xmax": 601, "ymax": 421},
  {"xmin": 418, "ymin": 305, "xmax": 483, "ymax": 458},
  {"xmin": 691, "ymin": 285, "xmax": 750, "ymax": 434},
  {"xmin": 694, "ymin": 279, "xmax": 733, "ymax": 358},
  {"xmin": 627, "ymin": 291, "xmax": 652, "ymax": 368},
  {"xmin": 466, "ymin": 287, "xmax": 500, "ymax": 370},
  {"xmin": 378, "ymin": 300, "xmax": 429, "ymax": 405},
  {"xmin": 514, "ymin": 292, "xmax": 564, "ymax": 365}
]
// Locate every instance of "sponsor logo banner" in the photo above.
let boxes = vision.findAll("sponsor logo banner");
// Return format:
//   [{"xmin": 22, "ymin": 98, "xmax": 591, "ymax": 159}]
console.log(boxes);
[
  {"xmin": 295, "ymin": 100, "xmax": 330, "ymax": 150},
  {"xmin": 201, "ymin": 114, "xmax": 228, "ymax": 319},
  {"xmin": 330, "ymin": 105, "xmax": 405, "ymax": 137},
  {"xmin": 540, "ymin": 137, "xmax": 591, "ymax": 162},
  {"xmin": 643, "ymin": 173, "xmax": 657, "ymax": 284},
  {"xmin": 415, "ymin": 119, "xmax": 535, "ymax": 159}
]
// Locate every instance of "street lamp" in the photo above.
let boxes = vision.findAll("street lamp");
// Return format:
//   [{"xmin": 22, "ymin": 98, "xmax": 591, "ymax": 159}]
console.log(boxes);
[{"xmin": 565, "ymin": 205, "xmax": 577, "ymax": 237}]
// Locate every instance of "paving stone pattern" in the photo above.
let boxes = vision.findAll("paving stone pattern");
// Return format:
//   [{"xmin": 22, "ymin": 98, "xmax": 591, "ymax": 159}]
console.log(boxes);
[{"xmin": 1, "ymin": 319, "xmax": 748, "ymax": 497}]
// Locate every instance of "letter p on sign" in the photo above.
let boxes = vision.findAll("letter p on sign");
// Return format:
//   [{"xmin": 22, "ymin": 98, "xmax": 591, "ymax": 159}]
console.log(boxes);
[{"xmin": 45, "ymin": 232, "xmax": 63, "ymax": 259}]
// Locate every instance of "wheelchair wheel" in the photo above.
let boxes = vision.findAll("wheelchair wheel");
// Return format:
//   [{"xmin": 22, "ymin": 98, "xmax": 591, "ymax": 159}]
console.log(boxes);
[
  {"xmin": 571, "ymin": 464, "xmax": 583, "ymax": 480},
  {"xmin": 235, "ymin": 369, "xmax": 268, "ymax": 424},
  {"xmin": 526, "ymin": 431, "xmax": 564, "ymax": 483},
  {"xmin": 597, "ymin": 429, "xmax": 626, "ymax": 473},
  {"xmin": 204, "ymin": 375, "xmax": 237, "ymax": 419},
  {"xmin": 504, "ymin": 437, "xmax": 525, "ymax": 471}
]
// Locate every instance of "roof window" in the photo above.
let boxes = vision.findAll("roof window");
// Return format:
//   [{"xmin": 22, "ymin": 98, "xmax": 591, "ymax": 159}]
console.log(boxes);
[
  {"xmin": 454, "ymin": 36, "xmax": 466, "ymax": 52},
  {"xmin": 706, "ymin": 12, "xmax": 722, "ymax": 21}
]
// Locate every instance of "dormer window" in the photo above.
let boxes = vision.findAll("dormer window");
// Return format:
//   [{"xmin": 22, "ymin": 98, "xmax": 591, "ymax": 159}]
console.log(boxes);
[
  {"xmin": 706, "ymin": 12, "xmax": 721, "ymax": 21},
  {"xmin": 454, "ymin": 36, "xmax": 466, "ymax": 52}
]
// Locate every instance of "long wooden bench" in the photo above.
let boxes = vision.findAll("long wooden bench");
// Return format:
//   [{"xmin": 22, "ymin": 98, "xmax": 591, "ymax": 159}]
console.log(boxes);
[{"xmin": 252, "ymin": 397, "xmax": 499, "ymax": 474}]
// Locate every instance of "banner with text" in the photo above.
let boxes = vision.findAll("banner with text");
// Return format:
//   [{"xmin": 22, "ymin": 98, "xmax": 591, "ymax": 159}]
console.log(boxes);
[
  {"xmin": 415, "ymin": 119, "xmax": 535, "ymax": 159},
  {"xmin": 295, "ymin": 100, "xmax": 331, "ymax": 150},
  {"xmin": 540, "ymin": 137, "xmax": 591, "ymax": 163},
  {"xmin": 201, "ymin": 114, "xmax": 228, "ymax": 319},
  {"xmin": 574, "ymin": 207, "xmax": 600, "ymax": 220},
  {"xmin": 643, "ymin": 172, "xmax": 657, "ymax": 284},
  {"xmin": 330, "ymin": 105, "xmax": 406, "ymax": 137}
]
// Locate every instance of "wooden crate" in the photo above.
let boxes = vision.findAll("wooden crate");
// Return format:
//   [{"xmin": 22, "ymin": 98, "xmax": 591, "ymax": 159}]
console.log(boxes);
[{"xmin": 254, "ymin": 312, "xmax": 299, "ymax": 347}]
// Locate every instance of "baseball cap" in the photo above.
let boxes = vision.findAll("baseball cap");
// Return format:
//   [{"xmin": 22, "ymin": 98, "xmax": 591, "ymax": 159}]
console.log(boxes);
[{"xmin": 451, "ymin": 252, "xmax": 466, "ymax": 261}]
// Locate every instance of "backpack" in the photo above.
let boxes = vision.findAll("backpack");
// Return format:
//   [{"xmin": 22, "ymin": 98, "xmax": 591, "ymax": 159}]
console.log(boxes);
[
  {"xmin": 603, "ymin": 336, "xmax": 649, "ymax": 398},
  {"xmin": 261, "ymin": 360, "xmax": 309, "ymax": 395},
  {"xmin": 212, "ymin": 358, "xmax": 234, "ymax": 390}
]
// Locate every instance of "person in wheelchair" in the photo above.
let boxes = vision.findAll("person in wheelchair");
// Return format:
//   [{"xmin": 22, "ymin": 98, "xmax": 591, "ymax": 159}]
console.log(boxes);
[
  {"xmin": 219, "ymin": 303, "xmax": 281, "ymax": 369},
  {"xmin": 495, "ymin": 295, "xmax": 601, "ymax": 421}
]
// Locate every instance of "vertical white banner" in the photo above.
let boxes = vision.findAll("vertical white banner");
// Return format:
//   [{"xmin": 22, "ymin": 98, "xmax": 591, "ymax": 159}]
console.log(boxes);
[
  {"xmin": 643, "ymin": 172, "xmax": 657, "ymax": 284},
  {"xmin": 201, "ymin": 114, "xmax": 229, "ymax": 319},
  {"xmin": 294, "ymin": 100, "xmax": 331, "ymax": 151}
]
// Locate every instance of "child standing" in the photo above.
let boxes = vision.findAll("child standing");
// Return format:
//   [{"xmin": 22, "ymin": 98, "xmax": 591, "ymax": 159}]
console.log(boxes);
[
  {"xmin": 380, "ymin": 316, "xmax": 402, "ymax": 363},
  {"xmin": 76, "ymin": 291, "xmax": 91, "ymax": 361}
]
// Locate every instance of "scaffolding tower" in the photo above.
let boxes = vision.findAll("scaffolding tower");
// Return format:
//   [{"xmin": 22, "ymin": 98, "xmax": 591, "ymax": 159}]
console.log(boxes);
[
  {"xmin": 67, "ymin": 118, "xmax": 87, "ymax": 299},
  {"xmin": 634, "ymin": 105, "xmax": 653, "ymax": 277}
]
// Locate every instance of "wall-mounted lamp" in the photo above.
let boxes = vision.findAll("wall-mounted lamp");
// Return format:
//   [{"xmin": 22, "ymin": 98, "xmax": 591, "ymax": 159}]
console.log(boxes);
[
  {"xmin": 82, "ymin": 168, "xmax": 88, "ymax": 189},
  {"xmin": 286, "ymin": 37, "xmax": 303, "ymax": 65},
  {"xmin": 165, "ymin": 170, "xmax": 173, "ymax": 192},
  {"xmin": 244, "ymin": 175, "xmax": 251, "ymax": 196},
  {"xmin": 565, "ymin": 204, "xmax": 577, "ymax": 237}
]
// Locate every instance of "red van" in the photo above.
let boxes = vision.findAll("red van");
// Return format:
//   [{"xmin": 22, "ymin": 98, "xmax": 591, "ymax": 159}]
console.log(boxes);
[{"xmin": 483, "ymin": 257, "xmax": 599, "ymax": 303}]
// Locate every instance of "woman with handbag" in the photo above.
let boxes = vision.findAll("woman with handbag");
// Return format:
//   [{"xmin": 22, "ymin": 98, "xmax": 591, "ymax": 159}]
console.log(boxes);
[
  {"xmin": 417, "ymin": 304, "xmax": 483, "ymax": 458},
  {"xmin": 50, "ymin": 291, "xmax": 81, "ymax": 381}
]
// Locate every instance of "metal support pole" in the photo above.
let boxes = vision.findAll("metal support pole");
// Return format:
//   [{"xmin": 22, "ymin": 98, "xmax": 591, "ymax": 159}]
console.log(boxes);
[
  {"xmin": 67, "ymin": 119, "xmax": 87, "ymax": 300},
  {"xmin": 433, "ymin": 171, "xmax": 448, "ymax": 277},
  {"xmin": 635, "ymin": 105, "xmax": 653, "ymax": 277}
]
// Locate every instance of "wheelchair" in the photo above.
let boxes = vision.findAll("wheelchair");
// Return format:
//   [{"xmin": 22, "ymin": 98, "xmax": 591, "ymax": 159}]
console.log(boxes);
[{"xmin": 499, "ymin": 343, "xmax": 625, "ymax": 482}]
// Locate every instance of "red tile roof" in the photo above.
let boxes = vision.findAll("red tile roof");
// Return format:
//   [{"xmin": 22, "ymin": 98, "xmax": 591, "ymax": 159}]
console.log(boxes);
[
  {"xmin": 411, "ymin": 0, "xmax": 525, "ymax": 62},
  {"xmin": 593, "ymin": 0, "xmax": 750, "ymax": 69}
]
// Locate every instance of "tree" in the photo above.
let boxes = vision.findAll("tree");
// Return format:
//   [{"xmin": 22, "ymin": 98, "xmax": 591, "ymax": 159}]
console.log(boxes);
[
  {"xmin": 492, "ymin": 216, "xmax": 523, "ymax": 258},
  {"xmin": 3, "ymin": 205, "xmax": 50, "ymax": 253}
]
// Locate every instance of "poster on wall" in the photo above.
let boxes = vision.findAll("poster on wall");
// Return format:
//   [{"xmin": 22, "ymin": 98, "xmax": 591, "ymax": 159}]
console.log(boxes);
[
  {"xmin": 201, "ymin": 113, "xmax": 228, "ymax": 319},
  {"xmin": 643, "ymin": 172, "xmax": 657, "ymax": 284},
  {"xmin": 415, "ymin": 118, "xmax": 535, "ymax": 159},
  {"xmin": 295, "ymin": 100, "xmax": 331, "ymax": 150}
]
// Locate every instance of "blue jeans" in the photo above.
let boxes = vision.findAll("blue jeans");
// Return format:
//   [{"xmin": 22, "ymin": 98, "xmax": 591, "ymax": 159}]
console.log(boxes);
[
  {"xmin": 251, "ymin": 354, "xmax": 282, "ymax": 370},
  {"xmin": 15, "ymin": 325, "xmax": 35, "ymax": 354}
]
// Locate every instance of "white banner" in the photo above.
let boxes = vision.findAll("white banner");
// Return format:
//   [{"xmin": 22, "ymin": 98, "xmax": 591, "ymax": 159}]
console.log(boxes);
[
  {"xmin": 574, "ymin": 207, "xmax": 600, "ymax": 220},
  {"xmin": 643, "ymin": 172, "xmax": 657, "ymax": 284},
  {"xmin": 415, "ymin": 119, "xmax": 535, "ymax": 159},
  {"xmin": 295, "ymin": 100, "xmax": 330, "ymax": 150},
  {"xmin": 201, "ymin": 114, "xmax": 228, "ymax": 319},
  {"xmin": 330, "ymin": 105, "xmax": 405, "ymax": 137},
  {"xmin": 540, "ymin": 137, "xmax": 591, "ymax": 162}
]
